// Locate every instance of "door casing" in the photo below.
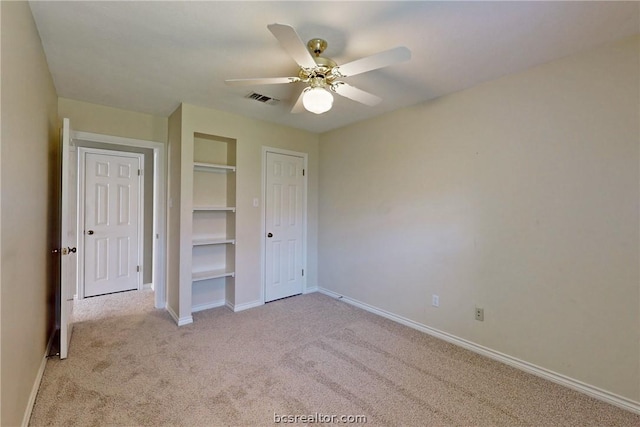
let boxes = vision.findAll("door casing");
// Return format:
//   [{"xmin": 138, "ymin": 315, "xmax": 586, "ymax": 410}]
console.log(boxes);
[
  {"xmin": 261, "ymin": 146, "xmax": 308, "ymax": 304},
  {"xmin": 78, "ymin": 147, "xmax": 144, "ymax": 299},
  {"xmin": 71, "ymin": 131, "xmax": 167, "ymax": 309}
]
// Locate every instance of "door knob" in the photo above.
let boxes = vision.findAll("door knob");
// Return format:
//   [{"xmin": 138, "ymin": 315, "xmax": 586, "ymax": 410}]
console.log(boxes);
[
  {"xmin": 267, "ymin": 232, "xmax": 273, "ymax": 238},
  {"xmin": 87, "ymin": 230, "xmax": 94, "ymax": 235}
]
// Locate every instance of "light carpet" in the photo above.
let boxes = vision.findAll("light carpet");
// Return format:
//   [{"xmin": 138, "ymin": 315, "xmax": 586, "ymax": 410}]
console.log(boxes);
[{"xmin": 29, "ymin": 290, "xmax": 640, "ymax": 426}]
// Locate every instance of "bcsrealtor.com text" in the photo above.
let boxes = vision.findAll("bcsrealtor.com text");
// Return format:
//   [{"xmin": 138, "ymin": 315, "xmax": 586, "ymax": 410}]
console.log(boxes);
[{"xmin": 274, "ymin": 412, "xmax": 367, "ymax": 424}]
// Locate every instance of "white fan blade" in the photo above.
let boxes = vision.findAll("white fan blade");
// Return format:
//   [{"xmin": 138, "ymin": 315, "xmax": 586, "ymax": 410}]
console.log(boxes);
[
  {"xmin": 291, "ymin": 89, "xmax": 306, "ymax": 113},
  {"xmin": 332, "ymin": 46, "xmax": 411, "ymax": 77},
  {"xmin": 225, "ymin": 77, "xmax": 300, "ymax": 86},
  {"xmin": 267, "ymin": 23, "xmax": 317, "ymax": 70},
  {"xmin": 332, "ymin": 82, "xmax": 382, "ymax": 107}
]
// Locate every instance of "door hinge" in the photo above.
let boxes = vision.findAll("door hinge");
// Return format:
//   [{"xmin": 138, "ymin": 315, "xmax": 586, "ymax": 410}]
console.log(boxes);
[
  {"xmin": 302, "ymin": 169, "xmax": 305, "ymax": 176},
  {"xmin": 136, "ymin": 265, "xmax": 140, "ymax": 272},
  {"xmin": 138, "ymin": 169, "xmax": 142, "ymax": 176},
  {"xmin": 302, "ymin": 269, "xmax": 304, "ymax": 277}
]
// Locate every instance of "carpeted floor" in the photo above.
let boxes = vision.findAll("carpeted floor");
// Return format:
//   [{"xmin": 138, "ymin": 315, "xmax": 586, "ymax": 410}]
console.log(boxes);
[{"xmin": 30, "ymin": 290, "xmax": 640, "ymax": 426}]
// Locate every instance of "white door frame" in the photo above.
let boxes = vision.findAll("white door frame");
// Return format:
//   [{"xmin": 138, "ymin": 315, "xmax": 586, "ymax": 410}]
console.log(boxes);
[
  {"xmin": 261, "ymin": 146, "xmax": 308, "ymax": 304},
  {"xmin": 72, "ymin": 131, "xmax": 167, "ymax": 309},
  {"xmin": 77, "ymin": 147, "xmax": 144, "ymax": 299}
]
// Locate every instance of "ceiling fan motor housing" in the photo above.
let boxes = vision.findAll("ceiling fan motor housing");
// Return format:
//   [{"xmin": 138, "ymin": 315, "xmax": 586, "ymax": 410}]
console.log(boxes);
[{"xmin": 299, "ymin": 55, "xmax": 338, "ymax": 87}]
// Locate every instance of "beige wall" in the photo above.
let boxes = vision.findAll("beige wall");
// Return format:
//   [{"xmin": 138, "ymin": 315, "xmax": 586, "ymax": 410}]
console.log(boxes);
[
  {"xmin": 0, "ymin": 2, "xmax": 59, "ymax": 425},
  {"xmin": 167, "ymin": 105, "xmax": 183, "ymax": 318},
  {"xmin": 167, "ymin": 103, "xmax": 319, "ymax": 319},
  {"xmin": 58, "ymin": 97, "xmax": 168, "ymax": 143},
  {"xmin": 318, "ymin": 35, "xmax": 640, "ymax": 402}
]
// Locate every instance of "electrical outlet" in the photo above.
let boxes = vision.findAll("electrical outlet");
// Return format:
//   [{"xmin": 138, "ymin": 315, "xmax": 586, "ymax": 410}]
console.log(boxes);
[
  {"xmin": 432, "ymin": 295, "xmax": 439, "ymax": 307},
  {"xmin": 475, "ymin": 307, "xmax": 484, "ymax": 321}
]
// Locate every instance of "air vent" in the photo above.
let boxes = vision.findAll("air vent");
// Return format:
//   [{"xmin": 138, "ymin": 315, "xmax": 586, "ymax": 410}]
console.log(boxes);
[{"xmin": 245, "ymin": 92, "xmax": 280, "ymax": 105}]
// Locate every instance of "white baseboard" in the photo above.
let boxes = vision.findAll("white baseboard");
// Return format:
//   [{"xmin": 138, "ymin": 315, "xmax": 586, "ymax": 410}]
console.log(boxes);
[
  {"xmin": 317, "ymin": 287, "xmax": 640, "ymax": 415},
  {"xmin": 303, "ymin": 286, "xmax": 318, "ymax": 294},
  {"xmin": 226, "ymin": 299, "xmax": 263, "ymax": 312},
  {"xmin": 192, "ymin": 299, "xmax": 226, "ymax": 313},
  {"xmin": 166, "ymin": 304, "xmax": 193, "ymax": 326},
  {"xmin": 22, "ymin": 331, "xmax": 55, "ymax": 427}
]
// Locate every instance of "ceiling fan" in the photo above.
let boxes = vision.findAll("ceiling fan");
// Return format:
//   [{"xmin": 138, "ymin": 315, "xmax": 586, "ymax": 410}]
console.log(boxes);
[{"xmin": 225, "ymin": 24, "xmax": 411, "ymax": 114}]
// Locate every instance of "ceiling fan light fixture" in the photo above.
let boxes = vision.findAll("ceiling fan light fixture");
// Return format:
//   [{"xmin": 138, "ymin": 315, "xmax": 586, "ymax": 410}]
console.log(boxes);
[{"xmin": 302, "ymin": 86, "xmax": 333, "ymax": 114}]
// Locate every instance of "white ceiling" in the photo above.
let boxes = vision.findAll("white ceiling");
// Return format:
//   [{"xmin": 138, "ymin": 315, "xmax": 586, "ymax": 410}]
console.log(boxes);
[{"xmin": 29, "ymin": 1, "xmax": 639, "ymax": 134}]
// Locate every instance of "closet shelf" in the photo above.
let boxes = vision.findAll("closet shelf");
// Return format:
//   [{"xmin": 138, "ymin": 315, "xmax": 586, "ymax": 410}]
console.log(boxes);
[
  {"xmin": 192, "ymin": 206, "xmax": 236, "ymax": 212},
  {"xmin": 192, "ymin": 236, "xmax": 236, "ymax": 246},
  {"xmin": 193, "ymin": 162, "xmax": 236, "ymax": 173},
  {"xmin": 192, "ymin": 269, "xmax": 235, "ymax": 282}
]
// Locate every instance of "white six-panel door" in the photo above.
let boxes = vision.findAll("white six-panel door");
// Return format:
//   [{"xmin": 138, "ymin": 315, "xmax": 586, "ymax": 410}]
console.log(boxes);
[
  {"xmin": 84, "ymin": 152, "xmax": 141, "ymax": 297},
  {"xmin": 265, "ymin": 152, "xmax": 305, "ymax": 302},
  {"xmin": 60, "ymin": 118, "xmax": 76, "ymax": 359}
]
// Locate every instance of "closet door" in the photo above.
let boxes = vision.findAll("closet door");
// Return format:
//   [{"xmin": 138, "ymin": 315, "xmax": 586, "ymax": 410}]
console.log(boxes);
[
  {"xmin": 265, "ymin": 152, "xmax": 305, "ymax": 302},
  {"xmin": 83, "ymin": 151, "xmax": 142, "ymax": 297}
]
